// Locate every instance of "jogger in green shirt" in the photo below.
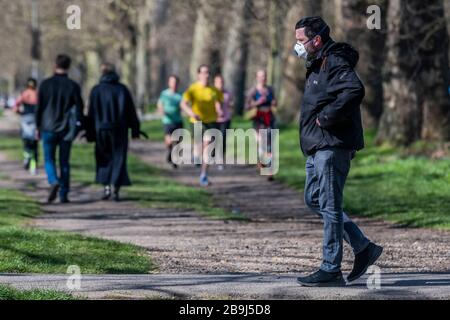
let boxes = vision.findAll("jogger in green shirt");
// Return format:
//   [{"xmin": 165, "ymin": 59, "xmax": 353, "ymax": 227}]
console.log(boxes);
[{"xmin": 157, "ymin": 75, "xmax": 184, "ymax": 169}]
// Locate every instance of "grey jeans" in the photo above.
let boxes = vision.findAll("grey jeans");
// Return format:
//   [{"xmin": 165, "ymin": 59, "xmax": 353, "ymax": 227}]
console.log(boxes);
[{"xmin": 304, "ymin": 148, "xmax": 370, "ymax": 273}]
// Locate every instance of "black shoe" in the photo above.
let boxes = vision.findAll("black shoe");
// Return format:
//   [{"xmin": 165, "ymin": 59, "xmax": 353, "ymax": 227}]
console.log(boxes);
[
  {"xmin": 297, "ymin": 270, "xmax": 346, "ymax": 287},
  {"xmin": 60, "ymin": 197, "xmax": 70, "ymax": 204},
  {"xmin": 47, "ymin": 183, "xmax": 60, "ymax": 203},
  {"xmin": 113, "ymin": 188, "xmax": 120, "ymax": 202},
  {"xmin": 102, "ymin": 186, "xmax": 112, "ymax": 201},
  {"xmin": 347, "ymin": 242, "xmax": 384, "ymax": 283},
  {"xmin": 23, "ymin": 158, "xmax": 31, "ymax": 171}
]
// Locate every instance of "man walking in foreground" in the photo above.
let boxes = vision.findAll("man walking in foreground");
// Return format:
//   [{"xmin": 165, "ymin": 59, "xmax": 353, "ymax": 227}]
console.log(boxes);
[
  {"xmin": 86, "ymin": 63, "xmax": 141, "ymax": 202},
  {"xmin": 294, "ymin": 17, "xmax": 383, "ymax": 287},
  {"xmin": 36, "ymin": 54, "xmax": 84, "ymax": 204}
]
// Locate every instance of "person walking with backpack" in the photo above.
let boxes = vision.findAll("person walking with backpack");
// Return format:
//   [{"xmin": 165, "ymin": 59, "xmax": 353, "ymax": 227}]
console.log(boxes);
[{"xmin": 36, "ymin": 54, "xmax": 84, "ymax": 204}]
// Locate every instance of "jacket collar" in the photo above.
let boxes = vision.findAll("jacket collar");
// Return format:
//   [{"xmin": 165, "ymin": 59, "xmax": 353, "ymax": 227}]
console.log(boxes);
[{"xmin": 306, "ymin": 39, "xmax": 335, "ymax": 69}]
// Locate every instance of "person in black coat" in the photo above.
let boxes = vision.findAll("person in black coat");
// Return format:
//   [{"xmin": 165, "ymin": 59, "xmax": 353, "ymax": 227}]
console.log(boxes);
[
  {"xmin": 293, "ymin": 17, "xmax": 384, "ymax": 288},
  {"xmin": 87, "ymin": 63, "xmax": 140, "ymax": 201}
]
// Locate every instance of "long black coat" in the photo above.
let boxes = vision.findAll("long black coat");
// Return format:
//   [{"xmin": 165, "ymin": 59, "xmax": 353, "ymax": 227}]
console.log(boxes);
[
  {"xmin": 87, "ymin": 72, "xmax": 140, "ymax": 188},
  {"xmin": 300, "ymin": 40, "xmax": 365, "ymax": 156}
]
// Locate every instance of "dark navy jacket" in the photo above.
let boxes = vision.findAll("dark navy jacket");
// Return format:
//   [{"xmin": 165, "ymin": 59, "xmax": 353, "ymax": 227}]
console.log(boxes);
[
  {"xmin": 300, "ymin": 39, "xmax": 365, "ymax": 156},
  {"xmin": 36, "ymin": 74, "xmax": 84, "ymax": 133}
]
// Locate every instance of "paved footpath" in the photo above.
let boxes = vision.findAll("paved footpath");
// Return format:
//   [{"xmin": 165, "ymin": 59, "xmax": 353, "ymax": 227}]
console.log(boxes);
[
  {"xmin": 0, "ymin": 112, "xmax": 449, "ymax": 299},
  {"xmin": 1, "ymin": 273, "xmax": 450, "ymax": 300}
]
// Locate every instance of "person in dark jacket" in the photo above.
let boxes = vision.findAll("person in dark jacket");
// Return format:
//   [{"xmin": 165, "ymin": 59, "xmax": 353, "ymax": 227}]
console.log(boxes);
[
  {"xmin": 36, "ymin": 54, "xmax": 84, "ymax": 204},
  {"xmin": 293, "ymin": 17, "xmax": 384, "ymax": 287},
  {"xmin": 87, "ymin": 63, "xmax": 140, "ymax": 202}
]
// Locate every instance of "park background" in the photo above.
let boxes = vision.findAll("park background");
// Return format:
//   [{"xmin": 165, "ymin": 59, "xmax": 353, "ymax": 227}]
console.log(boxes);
[{"xmin": 0, "ymin": 0, "xmax": 449, "ymax": 300}]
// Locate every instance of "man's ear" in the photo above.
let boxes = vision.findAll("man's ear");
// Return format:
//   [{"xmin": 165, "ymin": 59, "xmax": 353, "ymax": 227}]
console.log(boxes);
[{"xmin": 314, "ymin": 36, "xmax": 322, "ymax": 48}]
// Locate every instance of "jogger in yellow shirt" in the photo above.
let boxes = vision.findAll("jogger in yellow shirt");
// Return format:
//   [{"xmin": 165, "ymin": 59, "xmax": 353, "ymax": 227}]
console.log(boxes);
[{"xmin": 181, "ymin": 65, "xmax": 224, "ymax": 187}]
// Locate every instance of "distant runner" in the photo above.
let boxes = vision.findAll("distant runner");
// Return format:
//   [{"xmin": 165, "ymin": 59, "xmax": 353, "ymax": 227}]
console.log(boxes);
[
  {"xmin": 245, "ymin": 70, "xmax": 277, "ymax": 181},
  {"xmin": 181, "ymin": 65, "xmax": 223, "ymax": 187},
  {"xmin": 14, "ymin": 78, "xmax": 39, "ymax": 175},
  {"xmin": 214, "ymin": 75, "xmax": 234, "ymax": 171},
  {"xmin": 157, "ymin": 75, "xmax": 184, "ymax": 169}
]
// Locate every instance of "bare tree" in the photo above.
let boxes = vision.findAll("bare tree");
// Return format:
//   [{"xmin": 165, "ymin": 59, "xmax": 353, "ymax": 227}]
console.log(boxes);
[
  {"xmin": 222, "ymin": 0, "xmax": 252, "ymax": 115},
  {"xmin": 378, "ymin": 0, "xmax": 450, "ymax": 145},
  {"xmin": 267, "ymin": 0, "xmax": 290, "ymax": 96},
  {"xmin": 148, "ymin": 0, "xmax": 170, "ymax": 99},
  {"xmin": 340, "ymin": 0, "xmax": 388, "ymax": 129},
  {"xmin": 418, "ymin": 0, "xmax": 450, "ymax": 141},
  {"xmin": 135, "ymin": 0, "xmax": 152, "ymax": 109},
  {"xmin": 189, "ymin": 0, "xmax": 223, "ymax": 81}
]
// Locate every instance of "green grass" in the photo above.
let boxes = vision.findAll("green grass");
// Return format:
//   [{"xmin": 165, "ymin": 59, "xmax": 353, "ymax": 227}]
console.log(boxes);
[
  {"xmin": 0, "ymin": 140, "xmax": 154, "ymax": 274},
  {"xmin": 0, "ymin": 285, "xmax": 76, "ymax": 300},
  {"xmin": 0, "ymin": 224, "xmax": 152, "ymax": 274},
  {"xmin": 0, "ymin": 189, "xmax": 41, "ymax": 226},
  {"xmin": 0, "ymin": 286, "xmax": 77, "ymax": 301},
  {"xmin": 1, "ymin": 131, "xmax": 242, "ymax": 221},
  {"xmin": 272, "ymin": 123, "xmax": 450, "ymax": 230},
  {"xmin": 70, "ymin": 140, "xmax": 243, "ymax": 221},
  {"xmin": 145, "ymin": 117, "xmax": 450, "ymax": 230},
  {"xmin": 0, "ymin": 130, "xmax": 241, "ymax": 274}
]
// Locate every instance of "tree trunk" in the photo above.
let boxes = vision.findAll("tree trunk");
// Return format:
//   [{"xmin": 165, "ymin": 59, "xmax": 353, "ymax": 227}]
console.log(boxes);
[
  {"xmin": 190, "ymin": 0, "xmax": 221, "ymax": 81},
  {"xmin": 267, "ymin": 1, "xmax": 285, "ymax": 96},
  {"xmin": 85, "ymin": 49, "xmax": 102, "ymax": 95},
  {"xmin": 109, "ymin": 0, "xmax": 138, "ymax": 97},
  {"xmin": 418, "ymin": 0, "xmax": 450, "ymax": 141},
  {"xmin": 135, "ymin": 0, "xmax": 152, "ymax": 110},
  {"xmin": 148, "ymin": 0, "xmax": 169, "ymax": 99},
  {"xmin": 378, "ymin": 0, "xmax": 450, "ymax": 145},
  {"xmin": 445, "ymin": 0, "xmax": 450, "ymax": 62},
  {"xmin": 222, "ymin": 0, "xmax": 252, "ymax": 115},
  {"xmin": 341, "ymin": 0, "xmax": 388, "ymax": 129},
  {"xmin": 376, "ymin": 0, "xmax": 422, "ymax": 146},
  {"xmin": 277, "ymin": 1, "xmax": 322, "ymax": 124},
  {"xmin": 30, "ymin": 0, "xmax": 40, "ymax": 80}
]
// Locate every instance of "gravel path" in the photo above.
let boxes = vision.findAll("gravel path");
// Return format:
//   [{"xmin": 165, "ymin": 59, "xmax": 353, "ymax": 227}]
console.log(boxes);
[{"xmin": 0, "ymin": 112, "xmax": 449, "ymax": 299}]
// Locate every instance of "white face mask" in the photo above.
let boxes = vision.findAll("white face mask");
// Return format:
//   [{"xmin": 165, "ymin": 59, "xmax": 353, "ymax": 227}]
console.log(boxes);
[
  {"xmin": 293, "ymin": 25, "xmax": 328, "ymax": 60},
  {"xmin": 294, "ymin": 42, "xmax": 308, "ymax": 60}
]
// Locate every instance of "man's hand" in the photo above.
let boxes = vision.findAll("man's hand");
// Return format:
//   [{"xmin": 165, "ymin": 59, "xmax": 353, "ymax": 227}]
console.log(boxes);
[
  {"xmin": 35, "ymin": 130, "xmax": 40, "ymax": 141},
  {"xmin": 181, "ymin": 99, "xmax": 200, "ymax": 122}
]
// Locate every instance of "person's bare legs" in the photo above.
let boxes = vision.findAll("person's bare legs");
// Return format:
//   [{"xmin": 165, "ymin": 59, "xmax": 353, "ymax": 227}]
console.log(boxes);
[
  {"xmin": 200, "ymin": 138, "xmax": 211, "ymax": 186},
  {"xmin": 165, "ymin": 134, "xmax": 178, "ymax": 168},
  {"xmin": 165, "ymin": 134, "xmax": 173, "ymax": 161}
]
